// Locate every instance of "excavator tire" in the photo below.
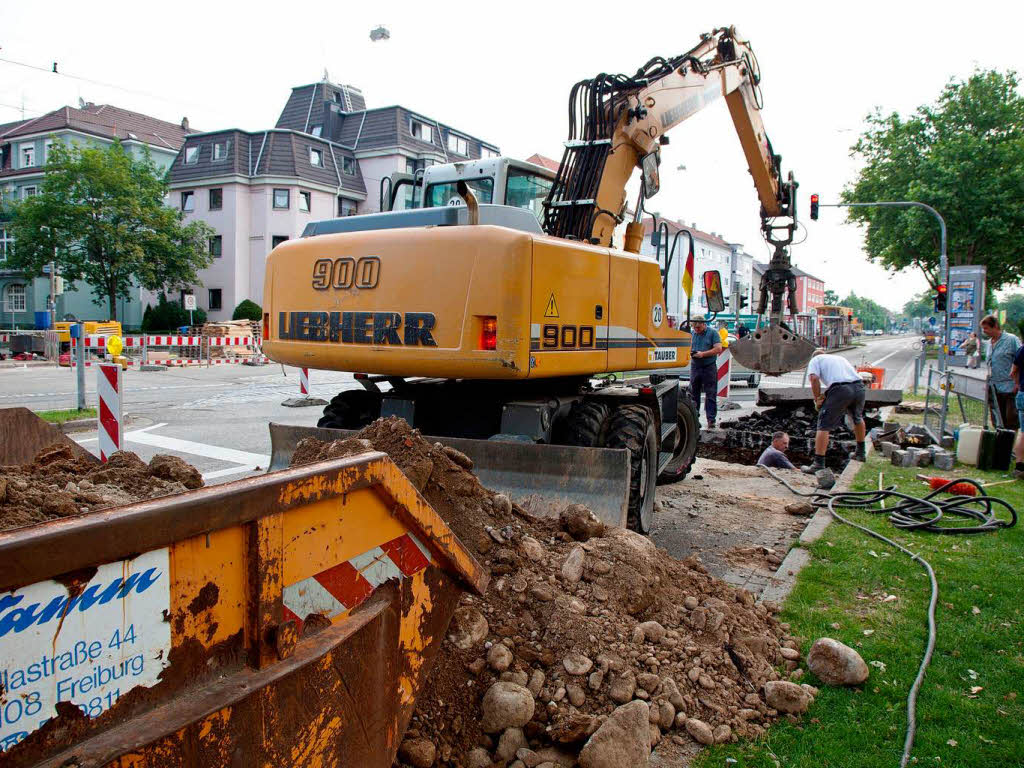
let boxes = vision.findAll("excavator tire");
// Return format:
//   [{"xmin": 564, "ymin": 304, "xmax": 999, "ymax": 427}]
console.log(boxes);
[
  {"xmin": 554, "ymin": 399, "xmax": 611, "ymax": 447},
  {"xmin": 657, "ymin": 394, "xmax": 699, "ymax": 485},
  {"xmin": 605, "ymin": 404, "xmax": 658, "ymax": 534},
  {"xmin": 317, "ymin": 389, "xmax": 382, "ymax": 430}
]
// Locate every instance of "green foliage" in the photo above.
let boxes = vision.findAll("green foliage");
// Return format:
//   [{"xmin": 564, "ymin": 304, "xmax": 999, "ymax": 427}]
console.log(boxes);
[
  {"xmin": 996, "ymin": 293, "xmax": 1024, "ymax": 337},
  {"xmin": 843, "ymin": 69, "xmax": 1024, "ymax": 291},
  {"xmin": 841, "ymin": 291, "xmax": 894, "ymax": 331},
  {"xmin": 141, "ymin": 294, "xmax": 206, "ymax": 333},
  {"xmin": 902, "ymin": 290, "xmax": 936, "ymax": 319},
  {"xmin": 7, "ymin": 141, "xmax": 215, "ymax": 321},
  {"xmin": 231, "ymin": 299, "xmax": 263, "ymax": 321},
  {"xmin": 823, "ymin": 289, "xmax": 840, "ymax": 306}
]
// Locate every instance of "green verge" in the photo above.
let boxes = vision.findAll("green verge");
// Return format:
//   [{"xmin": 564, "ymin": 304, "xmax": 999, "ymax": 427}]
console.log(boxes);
[
  {"xmin": 694, "ymin": 456, "xmax": 1024, "ymax": 768},
  {"xmin": 34, "ymin": 407, "xmax": 97, "ymax": 424}
]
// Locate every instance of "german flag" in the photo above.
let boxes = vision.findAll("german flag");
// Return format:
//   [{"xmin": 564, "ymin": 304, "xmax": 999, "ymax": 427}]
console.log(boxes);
[{"xmin": 681, "ymin": 241, "xmax": 695, "ymax": 298}]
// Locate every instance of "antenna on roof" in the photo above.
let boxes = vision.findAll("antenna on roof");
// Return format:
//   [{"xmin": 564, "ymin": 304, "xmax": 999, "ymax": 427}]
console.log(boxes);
[
  {"xmin": 322, "ymin": 68, "xmax": 330, "ymax": 82},
  {"xmin": 370, "ymin": 25, "xmax": 390, "ymax": 42},
  {"xmin": 78, "ymin": 97, "xmax": 86, "ymax": 108}
]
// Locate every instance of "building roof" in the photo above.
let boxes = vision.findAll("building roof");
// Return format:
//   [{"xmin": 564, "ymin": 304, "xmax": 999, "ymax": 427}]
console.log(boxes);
[
  {"xmin": 168, "ymin": 128, "xmax": 367, "ymax": 197},
  {"xmin": 273, "ymin": 78, "xmax": 498, "ymax": 161},
  {"xmin": 0, "ymin": 103, "xmax": 195, "ymax": 150},
  {"xmin": 526, "ymin": 153, "xmax": 561, "ymax": 173},
  {"xmin": 640, "ymin": 216, "xmax": 732, "ymax": 248}
]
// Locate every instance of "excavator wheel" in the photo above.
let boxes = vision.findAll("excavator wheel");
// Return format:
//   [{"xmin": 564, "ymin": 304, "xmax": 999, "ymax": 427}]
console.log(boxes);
[
  {"xmin": 605, "ymin": 404, "xmax": 658, "ymax": 534},
  {"xmin": 554, "ymin": 399, "xmax": 611, "ymax": 447},
  {"xmin": 657, "ymin": 394, "xmax": 699, "ymax": 485},
  {"xmin": 317, "ymin": 389, "xmax": 383, "ymax": 430}
]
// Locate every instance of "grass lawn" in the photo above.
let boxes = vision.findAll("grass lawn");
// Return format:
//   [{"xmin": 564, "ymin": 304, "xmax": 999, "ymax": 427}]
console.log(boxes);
[
  {"xmin": 34, "ymin": 407, "xmax": 96, "ymax": 424},
  {"xmin": 694, "ymin": 455, "xmax": 1023, "ymax": 767}
]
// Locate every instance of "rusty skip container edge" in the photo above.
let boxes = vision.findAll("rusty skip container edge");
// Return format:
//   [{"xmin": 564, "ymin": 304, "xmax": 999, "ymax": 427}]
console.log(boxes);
[{"xmin": 0, "ymin": 451, "xmax": 487, "ymax": 768}]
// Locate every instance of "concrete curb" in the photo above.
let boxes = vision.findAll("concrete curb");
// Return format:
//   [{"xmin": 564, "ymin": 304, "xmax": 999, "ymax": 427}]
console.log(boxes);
[{"xmin": 59, "ymin": 418, "xmax": 95, "ymax": 433}]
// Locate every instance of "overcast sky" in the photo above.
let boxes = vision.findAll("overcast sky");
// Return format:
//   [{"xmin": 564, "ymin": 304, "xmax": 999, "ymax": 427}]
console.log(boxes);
[{"xmin": 2, "ymin": 1, "xmax": 1021, "ymax": 312}]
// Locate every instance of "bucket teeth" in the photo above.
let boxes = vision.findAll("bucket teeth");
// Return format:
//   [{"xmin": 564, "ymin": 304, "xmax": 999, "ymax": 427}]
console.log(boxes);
[{"xmin": 730, "ymin": 325, "xmax": 817, "ymax": 376}]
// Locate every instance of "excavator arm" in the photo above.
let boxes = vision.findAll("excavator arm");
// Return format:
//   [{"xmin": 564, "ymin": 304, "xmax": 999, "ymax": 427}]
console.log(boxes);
[{"xmin": 543, "ymin": 26, "xmax": 816, "ymax": 375}]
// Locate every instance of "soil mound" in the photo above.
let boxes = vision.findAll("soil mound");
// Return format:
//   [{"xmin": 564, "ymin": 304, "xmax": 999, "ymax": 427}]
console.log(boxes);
[
  {"xmin": 293, "ymin": 418, "xmax": 811, "ymax": 765},
  {"xmin": 0, "ymin": 444, "xmax": 204, "ymax": 532}
]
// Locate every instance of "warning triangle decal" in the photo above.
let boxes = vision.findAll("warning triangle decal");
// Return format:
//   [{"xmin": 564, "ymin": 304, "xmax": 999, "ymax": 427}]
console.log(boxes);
[{"xmin": 544, "ymin": 293, "xmax": 559, "ymax": 318}]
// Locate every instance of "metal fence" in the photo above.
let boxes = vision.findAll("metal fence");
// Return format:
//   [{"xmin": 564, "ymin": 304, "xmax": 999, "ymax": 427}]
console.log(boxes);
[{"xmin": 922, "ymin": 366, "xmax": 996, "ymax": 436}]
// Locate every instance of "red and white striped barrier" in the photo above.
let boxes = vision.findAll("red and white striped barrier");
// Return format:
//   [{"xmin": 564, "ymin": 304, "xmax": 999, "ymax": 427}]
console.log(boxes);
[
  {"xmin": 97, "ymin": 363, "xmax": 123, "ymax": 462},
  {"xmin": 281, "ymin": 532, "xmax": 431, "ymax": 633},
  {"xmin": 716, "ymin": 348, "xmax": 731, "ymax": 399},
  {"xmin": 300, "ymin": 367, "xmax": 310, "ymax": 396}
]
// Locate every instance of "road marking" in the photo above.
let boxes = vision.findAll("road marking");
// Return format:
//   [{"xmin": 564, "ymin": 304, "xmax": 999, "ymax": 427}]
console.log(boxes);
[
  {"xmin": 125, "ymin": 430, "xmax": 267, "ymax": 466},
  {"xmin": 73, "ymin": 422, "xmax": 167, "ymax": 445},
  {"xmin": 202, "ymin": 464, "xmax": 264, "ymax": 480},
  {"xmin": 871, "ymin": 350, "xmax": 900, "ymax": 367}
]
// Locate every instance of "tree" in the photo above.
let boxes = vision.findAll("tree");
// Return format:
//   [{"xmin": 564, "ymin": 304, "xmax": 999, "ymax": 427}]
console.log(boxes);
[
  {"xmin": 996, "ymin": 293, "xmax": 1024, "ymax": 337},
  {"xmin": 823, "ymin": 289, "xmax": 840, "ymax": 306},
  {"xmin": 7, "ymin": 141, "xmax": 214, "ymax": 321},
  {"xmin": 232, "ymin": 299, "xmax": 263, "ymax": 321},
  {"xmin": 141, "ymin": 293, "xmax": 206, "ymax": 333},
  {"xmin": 843, "ymin": 69, "xmax": 1024, "ymax": 292},
  {"xmin": 902, "ymin": 290, "xmax": 935, "ymax": 319},
  {"xmin": 841, "ymin": 292, "xmax": 894, "ymax": 331}
]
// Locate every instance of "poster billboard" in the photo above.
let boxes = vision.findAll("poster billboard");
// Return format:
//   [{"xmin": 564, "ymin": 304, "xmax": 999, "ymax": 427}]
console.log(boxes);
[{"xmin": 947, "ymin": 266, "xmax": 986, "ymax": 353}]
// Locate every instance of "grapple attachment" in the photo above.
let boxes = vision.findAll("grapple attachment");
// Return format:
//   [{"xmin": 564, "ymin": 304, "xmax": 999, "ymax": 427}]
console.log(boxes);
[{"xmin": 730, "ymin": 323, "xmax": 817, "ymax": 376}]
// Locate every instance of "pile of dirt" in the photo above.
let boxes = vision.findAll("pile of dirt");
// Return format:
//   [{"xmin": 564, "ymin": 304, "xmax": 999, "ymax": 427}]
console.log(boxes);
[
  {"xmin": 293, "ymin": 418, "xmax": 815, "ymax": 767},
  {"xmin": 0, "ymin": 444, "xmax": 204, "ymax": 532}
]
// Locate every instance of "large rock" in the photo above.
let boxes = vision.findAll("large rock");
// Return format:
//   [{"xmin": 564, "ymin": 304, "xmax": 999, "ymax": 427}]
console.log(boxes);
[
  {"xmin": 559, "ymin": 503, "xmax": 607, "ymax": 541},
  {"xmin": 764, "ymin": 680, "xmax": 813, "ymax": 714},
  {"xmin": 497, "ymin": 727, "xmax": 528, "ymax": 761},
  {"xmin": 807, "ymin": 637, "xmax": 870, "ymax": 685},
  {"xmin": 608, "ymin": 670, "xmax": 636, "ymax": 704},
  {"xmin": 684, "ymin": 718, "xmax": 714, "ymax": 745},
  {"xmin": 578, "ymin": 700, "xmax": 651, "ymax": 768},
  {"xmin": 398, "ymin": 738, "xmax": 436, "ymax": 768},
  {"xmin": 481, "ymin": 682, "xmax": 536, "ymax": 733},
  {"xmin": 448, "ymin": 606, "xmax": 488, "ymax": 650},
  {"xmin": 562, "ymin": 545, "xmax": 586, "ymax": 584}
]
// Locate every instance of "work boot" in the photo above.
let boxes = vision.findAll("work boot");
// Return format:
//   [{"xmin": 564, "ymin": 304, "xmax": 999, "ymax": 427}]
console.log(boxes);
[
  {"xmin": 1014, "ymin": 462, "xmax": 1024, "ymax": 480},
  {"xmin": 850, "ymin": 442, "xmax": 867, "ymax": 462},
  {"xmin": 707, "ymin": 420, "xmax": 716, "ymax": 429},
  {"xmin": 801, "ymin": 455, "xmax": 826, "ymax": 474}
]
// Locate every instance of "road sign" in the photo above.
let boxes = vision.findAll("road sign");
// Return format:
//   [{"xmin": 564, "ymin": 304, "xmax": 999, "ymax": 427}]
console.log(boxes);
[{"xmin": 183, "ymin": 295, "xmax": 197, "ymax": 311}]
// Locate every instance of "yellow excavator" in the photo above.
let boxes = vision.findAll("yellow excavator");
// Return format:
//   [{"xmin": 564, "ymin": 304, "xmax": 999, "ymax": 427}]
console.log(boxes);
[{"xmin": 263, "ymin": 26, "xmax": 816, "ymax": 532}]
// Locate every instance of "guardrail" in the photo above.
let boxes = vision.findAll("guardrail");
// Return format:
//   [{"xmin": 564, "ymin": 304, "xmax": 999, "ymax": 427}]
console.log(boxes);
[{"xmin": 68, "ymin": 334, "xmax": 267, "ymax": 368}]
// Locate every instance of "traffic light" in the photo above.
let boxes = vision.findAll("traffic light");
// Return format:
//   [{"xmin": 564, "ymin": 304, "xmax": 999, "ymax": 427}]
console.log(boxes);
[
  {"xmin": 740, "ymin": 294, "xmax": 749, "ymax": 310},
  {"xmin": 810, "ymin": 194, "xmax": 819, "ymax": 221},
  {"xmin": 934, "ymin": 284, "xmax": 948, "ymax": 312}
]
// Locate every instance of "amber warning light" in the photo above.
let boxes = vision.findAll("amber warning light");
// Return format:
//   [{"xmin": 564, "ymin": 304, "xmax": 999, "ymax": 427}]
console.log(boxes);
[{"xmin": 480, "ymin": 317, "xmax": 497, "ymax": 350}]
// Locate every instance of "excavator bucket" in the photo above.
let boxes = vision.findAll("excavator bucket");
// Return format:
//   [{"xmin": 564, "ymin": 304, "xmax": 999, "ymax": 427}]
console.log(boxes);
[
  {"xmin": 0, "ymin": 406, "xmax": 100, "ymax": 466},
  {"xmin": 269, "ymin": 423, "xmax": 630, "ymax": 528},
  {"xmin": 0, "ymin": 451, "xmax": 486, "ymax": 767},
  {"xmin": 730, "ymin": 324, "xmax": 818, "ymax": 376}
]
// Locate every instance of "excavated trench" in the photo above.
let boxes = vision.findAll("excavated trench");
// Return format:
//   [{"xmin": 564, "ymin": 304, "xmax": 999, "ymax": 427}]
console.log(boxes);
[{"xmin": 697, "ymin": 403, "xmax": 883, "ymax": 473}]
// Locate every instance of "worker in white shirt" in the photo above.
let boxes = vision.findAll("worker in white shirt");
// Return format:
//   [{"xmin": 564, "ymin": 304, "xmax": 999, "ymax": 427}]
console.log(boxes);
[{"xmin": 802, "ymin": 350, "xmax": 868, "ymax": 474}]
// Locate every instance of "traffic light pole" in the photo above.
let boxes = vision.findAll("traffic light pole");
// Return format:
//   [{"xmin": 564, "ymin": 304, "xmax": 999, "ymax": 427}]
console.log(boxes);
[{"xmin": 816, "ymin": 200, "xmax": 948, "ymax": 366}]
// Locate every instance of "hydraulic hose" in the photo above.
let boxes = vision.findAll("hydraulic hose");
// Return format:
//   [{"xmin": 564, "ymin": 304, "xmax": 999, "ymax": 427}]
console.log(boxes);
[{"xmin": 764, "ymin": 469, "xmax": 1017, "ymax": 767}]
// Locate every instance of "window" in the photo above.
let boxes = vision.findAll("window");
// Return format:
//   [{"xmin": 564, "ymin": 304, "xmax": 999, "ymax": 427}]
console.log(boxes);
[
  {"xmin": 311, "ymin": 125, "xmax": 322, "ymax": 137},
  {"xmin": 184, "ymin": 146, "xmax": 199, "ymax": 164},
  {"xmin": 209, "ymin": 235, "xmax": 222, "ymax": 258},
  {"xmin": 5, "ymin": 284, "xmax": 26, "ymax": 313},
  {"xmin": 181, "ymin": 190, "xmax": 195, "ymax": 212},
  {"xmin": 299, "ymin": 191, "xmax": 311, "ymax": 212},
  {"xmin": 22, "ymin": 186, "xmax": 37, "ymax": 199},
  {"xmin": 405, "ymin": 158, "xmax": 418, "ymax": 174},
  {"xmin": 272, "ymin": 235, "xmax": 289, "ymax": 249},
  {"xmin": 410, "ymin": 120, "xmax": 432, "ymax": 144},
  {"xmin": 332, "ymin": 91, "xmax": 342, "ymax": 104},
  {"xmin": 338, "ymin": 197, "xmax": 357, "ymax": 217},
  {"xmin": 273, "ymin": 189, "xmax": 290, "ymax": 209},
  {"xmin": 20, "ymin": 144, "xmax": 35, "ymax": 168},
  {"xmin": 309, "ymin": 147, "xmax": 323, "ymax": 167},
  {"xmin": 342, "ymin": 156, "xmax": 356, "ymax": 175},
  {"xmin": 481, "ymin": 147, "xmax": 499, "ymax": 159},
  {"xmin": 208, "ymin": 288, "xmax": 222, "ymax": 311},
  {"xmin": 447, "ymin": 133, "xmax": 468, "ymax": 155},
  {"xmin": 212, "ymin": 140, "xmax": 229, "ymax": 161},
  {"xmin": 425, "ymin": 177, "xmax": 494, "ymax": 208},
  {"xmin": 505, "ymin": 167, "xmax": 554, "ymax": 223},
  {"xmin": 209, "ymin": 188, "xmax": 223, "ymax": 210},
  {"xmin": 0, "ymin": 228, "xmax": 11, "ymax": 262}
]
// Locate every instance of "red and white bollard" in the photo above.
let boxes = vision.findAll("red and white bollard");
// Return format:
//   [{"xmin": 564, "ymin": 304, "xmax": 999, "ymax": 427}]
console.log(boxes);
[
  {"xmin": 716, "ymin": 348, "xmax": 731, "ymax": 400},
  {"xmin": 300, "ymin": 367, "xmax": 310, "ymax": 396},
  {"xmin": 97, "ymin": 362, "xmax": 123, "ymax": 462}
]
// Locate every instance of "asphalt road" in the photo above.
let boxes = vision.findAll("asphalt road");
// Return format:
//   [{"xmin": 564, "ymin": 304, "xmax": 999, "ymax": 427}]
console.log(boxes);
[{"xmin": 0, "ymin": 334, "xmax": 921, "ymax": 483}]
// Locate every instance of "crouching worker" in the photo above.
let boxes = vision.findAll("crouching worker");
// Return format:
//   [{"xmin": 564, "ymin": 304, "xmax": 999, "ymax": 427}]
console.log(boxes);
[
  {"xmin": 757, "ymin": 431, "xmax": 795, "ymax": 469},
  {"xmin": 802, "ymin": 350, "xmax": 868, "ymax": 474}
]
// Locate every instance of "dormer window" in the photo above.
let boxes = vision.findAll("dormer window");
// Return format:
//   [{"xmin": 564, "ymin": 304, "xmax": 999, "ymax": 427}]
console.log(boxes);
[
  {"xmin": 410, "ymin": 120, "xmax": 432, "ymax": 144},
  {"xmin": 311, "ymin": 125, "xmax": 322, "ymax": 137},
  {"xmin": 184, "ymin": 146, "xmax": 199, "ymax": 164},
  {"xmin": 342, "ymin": 156, "xmax": 356, "ymax": 175},
  {"xmin": 447, "ymin": 134, "xmax": 468, "ymax": 156},
  {"xmin": 332, "ymin": 91, "xmax": 342, "ymax": 104},
  {"xmin": 212, "ymin": 140, "xmax": 229, "ymax": 161},
  {"xmin": 310, "ymin": 148, "xmax": 323, "ymax": 167}
]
